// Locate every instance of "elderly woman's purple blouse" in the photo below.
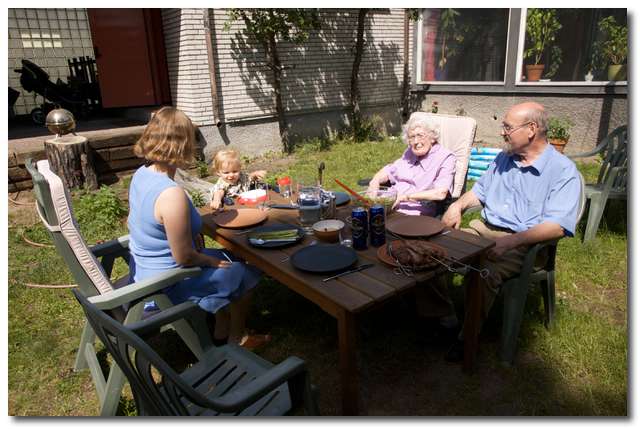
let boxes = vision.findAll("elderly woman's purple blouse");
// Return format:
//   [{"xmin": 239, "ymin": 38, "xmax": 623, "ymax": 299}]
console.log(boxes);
[{"xmin": 383, "ymin": 143, "xmax": 456, "ymax": 216}]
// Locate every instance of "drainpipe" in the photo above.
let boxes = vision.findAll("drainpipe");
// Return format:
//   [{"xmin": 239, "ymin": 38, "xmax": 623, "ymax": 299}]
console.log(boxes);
[{"xmin": 203, "ymin": 8, "xmax": 222, "ymax": 127}]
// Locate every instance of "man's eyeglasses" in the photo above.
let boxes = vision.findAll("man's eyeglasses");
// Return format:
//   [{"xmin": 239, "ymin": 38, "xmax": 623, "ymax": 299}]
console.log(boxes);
[{"xmin": 501, "ymin": 122, "xmax": 533, "ymax": 135}]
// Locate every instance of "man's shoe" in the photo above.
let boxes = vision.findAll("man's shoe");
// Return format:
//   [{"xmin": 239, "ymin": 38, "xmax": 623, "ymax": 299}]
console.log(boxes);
[{"xmin": 444, "ymin": 339, "xmax": 464, "ymax": 363}]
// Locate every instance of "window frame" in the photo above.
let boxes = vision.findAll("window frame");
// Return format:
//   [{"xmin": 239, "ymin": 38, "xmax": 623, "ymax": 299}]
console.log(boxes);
[
  {"xmin": 412, "ymin": 8, "xmax": 628, "ymax": 95},
  {"xmin": 415, "ymin": 8, "xmax": 511, "ymax": 86}
]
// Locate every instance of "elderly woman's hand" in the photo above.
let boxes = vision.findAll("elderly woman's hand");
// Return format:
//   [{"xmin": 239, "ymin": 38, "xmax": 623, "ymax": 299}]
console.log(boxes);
[{"xmin": 392, "ymin": 194, "xmax": 411, "ymax": 209}]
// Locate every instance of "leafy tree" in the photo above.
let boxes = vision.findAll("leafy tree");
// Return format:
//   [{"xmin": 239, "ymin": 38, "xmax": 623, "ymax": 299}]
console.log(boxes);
[{"xmin": 225, "ymin": 9, "xmax": 320, "ymax": 153}]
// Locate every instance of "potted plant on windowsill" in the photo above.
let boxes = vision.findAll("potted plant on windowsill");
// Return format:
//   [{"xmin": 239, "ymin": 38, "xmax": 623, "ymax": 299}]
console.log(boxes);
[
  {"xmin": 594, "ymin": 16, "xmax": 628, "ymax": 81},
  {"xmin": 523, "ymin": 8, "xmax": 563, "ymax": 82},
  {"xmin": 547, "ymin": 117, "xmax": 573, "ymax": 153}
]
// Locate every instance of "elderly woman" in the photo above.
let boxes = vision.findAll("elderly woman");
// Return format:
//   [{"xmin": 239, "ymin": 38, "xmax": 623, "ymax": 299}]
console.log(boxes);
[
  {"xmin": 128, "ymin": 107, "xmax": 267, "ymax": 348},
  {"xmin": 367, "ymin": 114, "xmax": 457, "ymax": 216}
]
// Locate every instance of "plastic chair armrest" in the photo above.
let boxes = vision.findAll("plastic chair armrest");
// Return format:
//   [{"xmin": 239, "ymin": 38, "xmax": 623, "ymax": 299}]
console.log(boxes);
[
  {"xmin": 90, "ymin": 235, "xmax": 130, "ymax": 258},
  {"xmin": 127, "ymin": 301, "xmax": 201, "ymax": 335},
  {"xmin": 568, "ymin": 138, "xmax": 610, "ymax": 160},
  {"xmin": 209, "ymin": 356, "xmax": 308, "ymax": 412},
  {"xmin": 516, "ymin": 238, "xmax": 559, "ymax": 281},
  {"xmin": 88, "ymin": 266, "xmax": 202, "ymax": 310}
]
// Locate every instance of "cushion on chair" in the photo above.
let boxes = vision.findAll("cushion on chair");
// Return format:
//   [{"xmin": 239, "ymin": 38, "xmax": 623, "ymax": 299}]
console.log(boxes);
[
  {"xmin": 36, "ymin": 160, "xmax": 114, "ymax": 295},
  {"xmin": 408, "ymin": 112, "xmax": 477, "ymax": 198}
]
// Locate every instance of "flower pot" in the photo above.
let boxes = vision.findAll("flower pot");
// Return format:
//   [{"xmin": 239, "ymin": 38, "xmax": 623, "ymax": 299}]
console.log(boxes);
[
  {"xmin": 608, "ymin": 64, "xmax": 626, "ymax": 81},
  {"xmin": 549, "ymin": 138, "xmax": 568, "ymax": 153},
  {"xmin": 526, "ymin": 64, "xmax": 545, "ymax": 82}
]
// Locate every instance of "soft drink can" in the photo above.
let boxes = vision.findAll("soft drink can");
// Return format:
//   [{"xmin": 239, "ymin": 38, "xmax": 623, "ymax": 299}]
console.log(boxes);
[
  {"xmin": 369, "ymin": 204, "xmax": 386, "ymax": 247},
  {"xmin": 351, "ymin": 207, "xmax": 368, "ymax": 250}
]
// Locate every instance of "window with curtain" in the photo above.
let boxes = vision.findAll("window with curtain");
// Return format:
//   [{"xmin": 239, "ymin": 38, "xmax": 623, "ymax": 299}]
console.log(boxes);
[{"xmin": 419, "ymin": 9, "xmax": 509, "ymax": 83}]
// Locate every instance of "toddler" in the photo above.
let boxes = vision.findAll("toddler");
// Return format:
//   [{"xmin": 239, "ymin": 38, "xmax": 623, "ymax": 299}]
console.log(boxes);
[{"xmin": 210, "ymin": 149, "xmax": 267, "ymax": 209}]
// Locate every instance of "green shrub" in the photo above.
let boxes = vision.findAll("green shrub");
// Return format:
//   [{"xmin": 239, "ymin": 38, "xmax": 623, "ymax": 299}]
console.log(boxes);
[
  {"xmin": 74, "ymin": 185, "xmax": 127, "ymax": 238},
  {"xmin": 188, "ymin": 190, "xmax": 206, "ymax": 208},
  {"xmin": 195, "ymin": 159, "xmax": 210, "ymax": 178},
  {"xmin": 547, "ymin": 117, "xmax": 573, "ymax": 141}
]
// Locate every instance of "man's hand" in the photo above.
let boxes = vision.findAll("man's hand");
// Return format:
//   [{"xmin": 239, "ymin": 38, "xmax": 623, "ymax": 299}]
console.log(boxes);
[
  {"xmin": 488, "ymin": 234, "xmax": 520, "ymax": 260},
  {"xmin": 442, "ymin": 203, "xmax": 462, "ymax": 229}
]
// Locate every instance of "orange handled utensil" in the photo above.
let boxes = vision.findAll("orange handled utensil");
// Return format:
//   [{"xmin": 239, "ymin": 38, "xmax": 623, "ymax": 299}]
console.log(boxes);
[{"xmin": 334, "ymin": 178, "xmax": 372, "ymax": 206}]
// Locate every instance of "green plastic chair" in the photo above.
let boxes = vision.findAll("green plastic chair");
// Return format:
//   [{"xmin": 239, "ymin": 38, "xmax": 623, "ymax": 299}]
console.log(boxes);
[
  {"xmin": 72, "ymin": 289, "xmax": 319, "ymax": 416},
  {"xmin": 25, "ymin": 158, "xmax": 211, "ymax": 415},
  {"xmin": 569, "ymin": 125, "xmax": 628, "ymax": 242},
  {"xmin": 498, "ymin": 172, "xmax": 587, "ymax": 364}
]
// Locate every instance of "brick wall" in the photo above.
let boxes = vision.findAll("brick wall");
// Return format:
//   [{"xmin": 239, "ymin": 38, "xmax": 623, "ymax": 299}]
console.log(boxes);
[
  {"xmin": 8, "ymin": 8, "xmax": 95, "ymax": 116},
  {"xmin": 211, "ymin": 8, "xmax": 412, "ymax": 122},
  {"xmin": 161, "ymin": 8, "xmax": 215, "ymax": 126}
]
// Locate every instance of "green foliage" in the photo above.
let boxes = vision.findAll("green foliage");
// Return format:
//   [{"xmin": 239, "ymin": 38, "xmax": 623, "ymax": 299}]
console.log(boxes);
[
  {"xmin": 547, "ymin": 117, "xmax": 573, "ymax": 141},
  {"xmin": 344, "ymin": 114, "xmax": 386, "ymax": 143},
  {"xmin": 195, "ymin": 159, "xmax": 210, "ymax": 179},
  {"xmin": 524, "ymin": 8, "xmax": 563, "ymax": 77},
  {"xmin": 225, "ymin": 9, "xmax": 320, "ymax": 45},
  {"xmin": 593, "ymin": 16, "xmax": 628, "ymax": 67},
  {"xmin": 74, "ymin": 185, "xmax": 127, "ymax": 238},
  {"xmin": 188, "ymin": 190, "xmax": 206, "ymax": 208},
  {"xmin": 438, "ymin": 9, "xmax": 463, "ymax": 70}
]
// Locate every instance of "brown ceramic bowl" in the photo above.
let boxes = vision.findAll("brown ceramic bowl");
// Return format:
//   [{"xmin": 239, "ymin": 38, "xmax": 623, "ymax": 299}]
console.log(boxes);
[{"xmin": 312, "ymin": 219, "xmax": 345, "ymax": 243}]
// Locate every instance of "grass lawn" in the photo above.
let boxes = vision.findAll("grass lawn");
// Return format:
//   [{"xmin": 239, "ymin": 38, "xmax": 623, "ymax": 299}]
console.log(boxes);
[{"xmin": 7, "ymin": 138, "xmax": 627, "ymax": 416}]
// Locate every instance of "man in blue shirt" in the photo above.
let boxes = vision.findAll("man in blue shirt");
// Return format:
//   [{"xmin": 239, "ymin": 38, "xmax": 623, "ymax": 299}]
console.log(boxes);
[{"xmin": 440, "ymin": 101, "xmax": 581, "ymax": 362}]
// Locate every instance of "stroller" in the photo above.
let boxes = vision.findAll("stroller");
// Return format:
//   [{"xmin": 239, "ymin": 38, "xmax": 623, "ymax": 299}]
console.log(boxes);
[{"xmin": 14, "ymin": 59, "xmax": 95, "ymax": 125}]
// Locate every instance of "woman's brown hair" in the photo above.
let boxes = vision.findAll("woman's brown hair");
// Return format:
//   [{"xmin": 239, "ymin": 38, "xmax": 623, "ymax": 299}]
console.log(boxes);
[{"xmin": 133, "ymin": 107, "xmax": 196, "ymax": 168}]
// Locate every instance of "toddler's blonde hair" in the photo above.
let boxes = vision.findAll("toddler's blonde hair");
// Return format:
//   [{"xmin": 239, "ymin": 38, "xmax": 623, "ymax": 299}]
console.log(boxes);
[{"xmin": 212, "ymin": 149, "xmax": 241, "ymax": 174}]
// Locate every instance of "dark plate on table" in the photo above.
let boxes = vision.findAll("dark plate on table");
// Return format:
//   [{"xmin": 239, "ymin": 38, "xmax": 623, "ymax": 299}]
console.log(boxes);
[
  {"xmin": 334, "ymin": 191, "xmax": 350, "ymax": 206},
  {"xmin": 247, "ymin": 224, "xmax": 305, "ymax": 248},
  {"xmin": 386, "ymin": 213, "xmax": 444, "ymax": 237},
  {"xmin": 290, "ymin": 244, "xmax": 358, "ymax": 273}
]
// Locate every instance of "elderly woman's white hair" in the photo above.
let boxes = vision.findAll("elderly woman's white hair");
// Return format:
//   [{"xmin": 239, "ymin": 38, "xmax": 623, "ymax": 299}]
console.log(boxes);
[{"xmin": 401, "ymin": 113, "xmax": 440, "ymax": 146}]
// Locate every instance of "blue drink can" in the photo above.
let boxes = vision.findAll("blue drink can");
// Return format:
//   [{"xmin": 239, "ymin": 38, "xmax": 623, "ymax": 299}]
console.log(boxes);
[
  {"xmin": 351, "ymin": 206, "xmax": 368, "ymax": 250},
  {"xmin": 369, "ymin": 204, "xmax": 386, "ymax": 247}
]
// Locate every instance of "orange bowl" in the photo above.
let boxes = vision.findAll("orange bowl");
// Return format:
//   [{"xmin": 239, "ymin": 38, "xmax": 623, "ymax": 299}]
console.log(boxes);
[{"xmin": 312, "ymin": 219, "xmax": 345, "ymax": 243}]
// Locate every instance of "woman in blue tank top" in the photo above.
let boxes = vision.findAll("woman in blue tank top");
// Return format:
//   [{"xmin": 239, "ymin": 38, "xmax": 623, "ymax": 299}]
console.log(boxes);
[{"xmin": 128, "ymin": 107, "xmax": 266, "ymax": 347}]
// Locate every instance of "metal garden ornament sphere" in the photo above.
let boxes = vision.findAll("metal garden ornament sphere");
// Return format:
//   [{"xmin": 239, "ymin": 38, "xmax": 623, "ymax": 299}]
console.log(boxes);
[{"xmin": 46, "ymin": 108, "xmax": 76, "ymax": 137}]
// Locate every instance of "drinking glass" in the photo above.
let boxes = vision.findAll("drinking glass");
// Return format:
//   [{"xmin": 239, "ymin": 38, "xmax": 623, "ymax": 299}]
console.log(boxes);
[
  {"xmin": 254, "ymin": 181, "xmax": 270, "ymax": 211},
  {"xmin": 297, "ymin": 184, "xmax": 322, "ymax": 234}
]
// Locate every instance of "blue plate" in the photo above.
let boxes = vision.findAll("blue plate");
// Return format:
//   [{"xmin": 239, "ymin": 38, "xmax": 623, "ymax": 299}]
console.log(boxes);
[{"xmin": 334, "ymin": 191, "xmax": 350, "ymax": 206}]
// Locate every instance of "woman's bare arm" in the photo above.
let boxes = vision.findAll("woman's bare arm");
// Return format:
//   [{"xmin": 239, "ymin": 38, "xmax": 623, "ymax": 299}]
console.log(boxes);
[{"xmin": 156, "ymin": 186, "xmax": 231, "ymax": 268}]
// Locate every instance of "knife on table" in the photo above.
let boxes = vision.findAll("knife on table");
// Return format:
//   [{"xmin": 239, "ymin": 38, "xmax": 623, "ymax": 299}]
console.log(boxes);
[{"xmin": 322, "ymin": 264, "xmax": 374, "ymax": 282}]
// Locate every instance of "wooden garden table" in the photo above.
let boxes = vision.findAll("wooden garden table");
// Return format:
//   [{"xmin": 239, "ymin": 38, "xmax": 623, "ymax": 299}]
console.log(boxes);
[{"xmin": 200, "ymin": 195, "xmax": 494, "ymax": 415}]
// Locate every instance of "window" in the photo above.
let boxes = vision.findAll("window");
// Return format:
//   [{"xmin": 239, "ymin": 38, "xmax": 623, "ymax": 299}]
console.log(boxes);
[
  {"xmin": 518, "ymin": 8, "xmax": 627, "ymax": 84},
  {"xmin": 417, "ymin": 9, "xmax": 510, "ymax": 84}
]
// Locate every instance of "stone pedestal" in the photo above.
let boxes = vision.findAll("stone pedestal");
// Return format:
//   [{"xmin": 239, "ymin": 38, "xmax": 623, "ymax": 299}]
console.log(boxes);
[{"xmin": 44, "ymin": 135, "xmax": 98, "ymax": 190}]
